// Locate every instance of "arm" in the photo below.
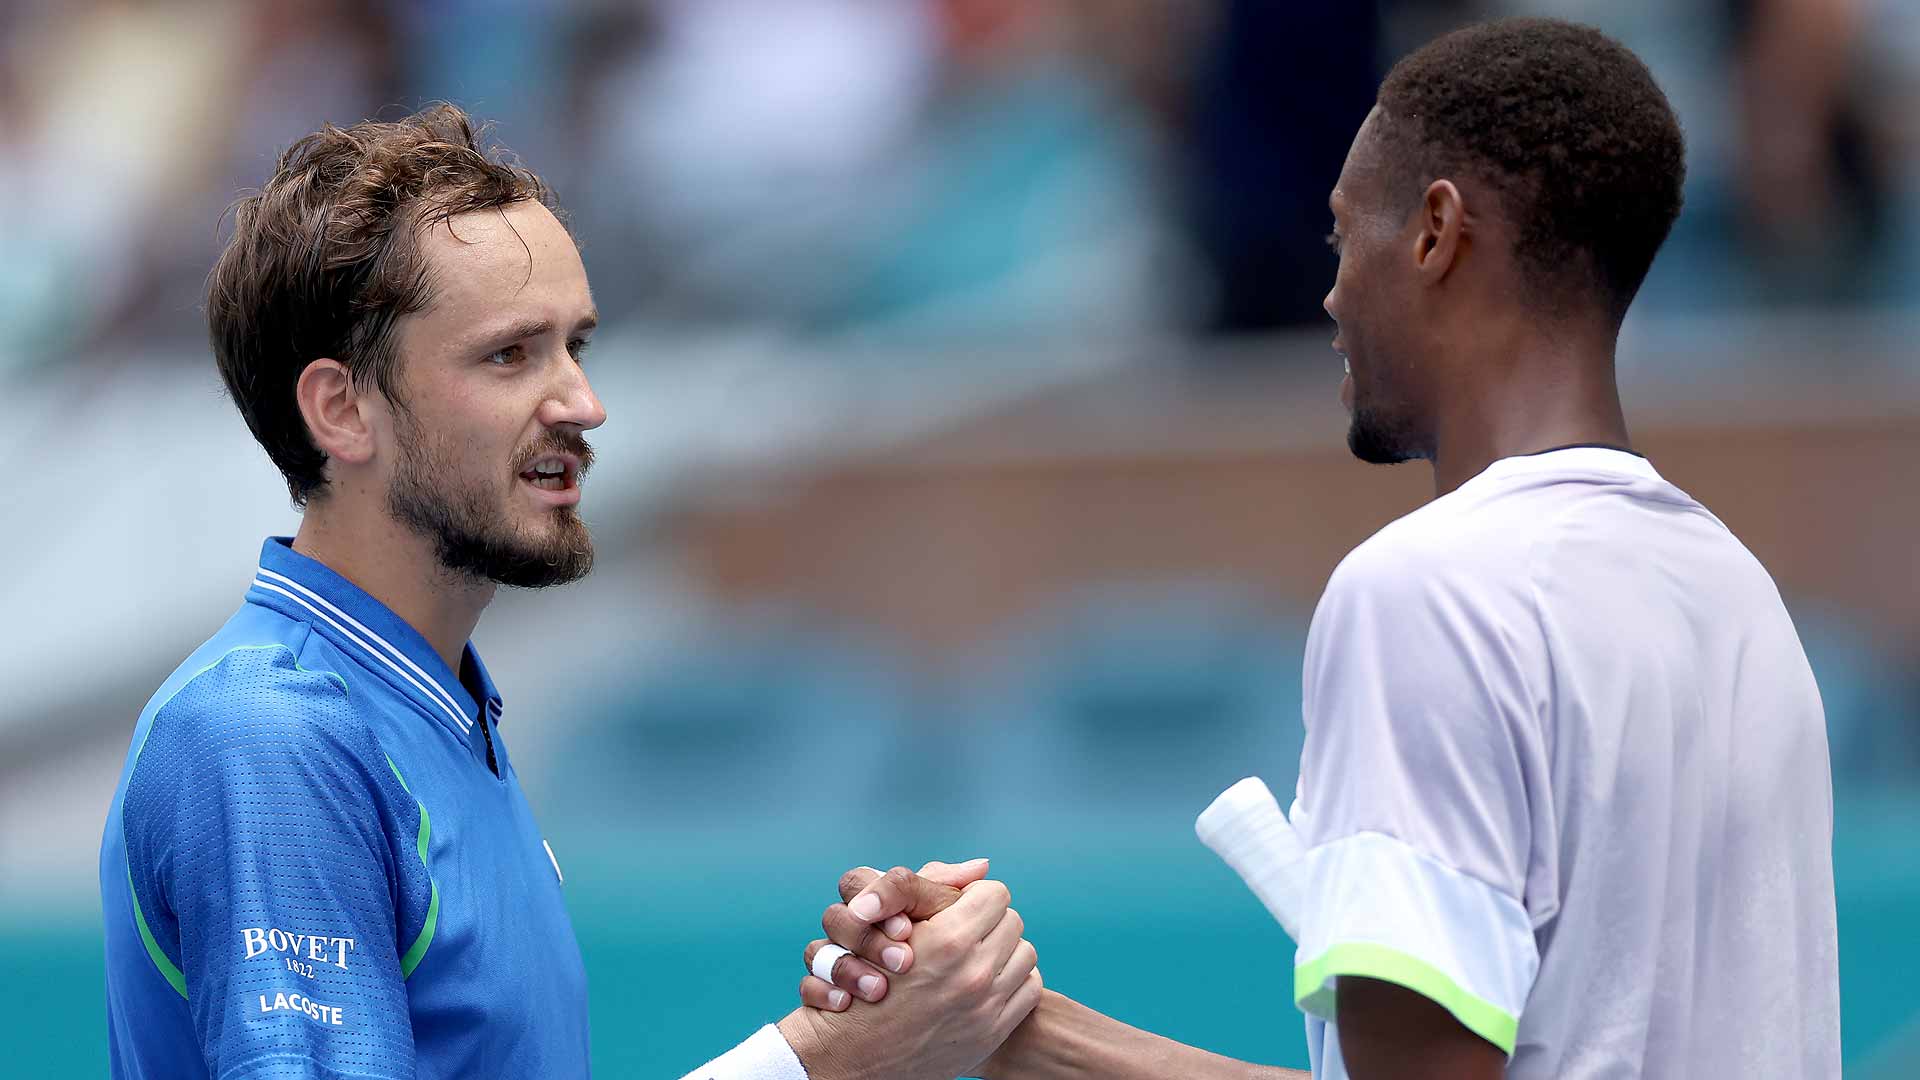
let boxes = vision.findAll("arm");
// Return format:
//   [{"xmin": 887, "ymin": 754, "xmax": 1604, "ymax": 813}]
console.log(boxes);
[
  {"xmin": 1335, "ymin": 978, "xmax": 1503, "ymax": 1080},
  {"xmin": 980, "ymin": 989, "xmax": 1309, "ymax": 1080},
  {"xmin": 123, "ymin": 653, "xmax": 420, "ymax": 1078},
  {"xmin": 1286, "ymin": 546, "xmax": 1550, "ymax": 1072}
]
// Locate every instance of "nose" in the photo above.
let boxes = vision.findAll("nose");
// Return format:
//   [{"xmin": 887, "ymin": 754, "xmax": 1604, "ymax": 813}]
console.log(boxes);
[{"xmin": 539, "ymin": 353, "xmax": 607, "ymax": 432}]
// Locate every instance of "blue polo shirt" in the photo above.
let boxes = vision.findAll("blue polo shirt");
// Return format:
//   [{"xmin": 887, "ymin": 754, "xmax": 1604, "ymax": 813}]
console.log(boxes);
[{"xmin": 100, "ymin": 538, "xmax": 590, "ymax": 1079}]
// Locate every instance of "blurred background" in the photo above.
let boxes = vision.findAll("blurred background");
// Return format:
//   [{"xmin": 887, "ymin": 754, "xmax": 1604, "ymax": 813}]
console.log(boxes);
[{"xmin": 1, "ymin": 0, "xmax": 1916, "ymax": 1074}]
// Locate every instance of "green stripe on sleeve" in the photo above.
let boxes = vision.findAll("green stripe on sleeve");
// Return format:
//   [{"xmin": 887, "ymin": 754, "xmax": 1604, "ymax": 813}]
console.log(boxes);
[
  {"xmin": 127, "ymin": 869, "xmax": 188, "ymax": 999},
  {"xmin": 1295, "ymin": 941, "xmax": 1520, "ymax": 1056},
  {"xmin": 385, "ymin": 756, "xmax": 441, "ymax": 980}
]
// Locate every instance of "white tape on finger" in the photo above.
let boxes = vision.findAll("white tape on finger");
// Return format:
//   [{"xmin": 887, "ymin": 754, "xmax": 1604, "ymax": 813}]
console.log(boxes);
[{"xmin": 811, "ymin": 943, "xmax": 853, "ymax": 984}]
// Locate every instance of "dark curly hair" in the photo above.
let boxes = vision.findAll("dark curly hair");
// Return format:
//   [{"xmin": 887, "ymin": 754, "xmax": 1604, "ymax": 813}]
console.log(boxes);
[
  {"xmin": 1374, "ymin": 18, "xmax": 1686, "ymax": 320},
  {"xmin": 207, "ymin": 103, "xmax": 560, "ymax": 506}
]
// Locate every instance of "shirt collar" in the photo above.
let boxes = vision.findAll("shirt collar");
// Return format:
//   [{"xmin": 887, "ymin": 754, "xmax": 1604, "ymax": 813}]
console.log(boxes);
[
  {"xmin": 246, "ymin": 538, "xmax": 505, "ymax": 749},
  {"xmin": 1468, "ymin": 445, "xmax": 1664, "ymax": 489}
]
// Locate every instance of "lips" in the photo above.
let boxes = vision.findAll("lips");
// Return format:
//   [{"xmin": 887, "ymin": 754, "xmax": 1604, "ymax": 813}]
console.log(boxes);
[
  {"xmin": 518, "ymin": 454, "xmax": 579, "ymax": 492},
  {"xmin": 1334, "ymin": 337, "xmax": 1353, "ymax": 409}
]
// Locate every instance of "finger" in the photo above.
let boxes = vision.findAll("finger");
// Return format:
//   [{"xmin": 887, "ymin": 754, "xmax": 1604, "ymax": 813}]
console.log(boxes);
[
  {"xmin": 996, "ymin": 968, "xmax": 1044, "ymax": 1032},
  {"xmin": 838, "ymin": 866, "xmax": 883, "ymax": 905},
  {"xmin": 845, "ymin": 866, "xmax": 968, "ymax": 926},
  {"xmin": 802, "ymin": 938, "xmax": 892, "ymax": 1001},
  {"xmin": 822, "ymin": 905, "xmax": 915, "ymax": 974},
  {"xmin": 799, "ymin": 974, "xmax": 852, "ymax": 1012},
  {"xmin": 915, "ymin": 858, "xmax": 990, "ymax": 889},
  {"xmin": 803, "ymin": 937, "xmax": 893, "ymax": 1000},
  {"xmin": 978, "ymin": 904, "xmax": 1027, "ymax": 976},
  {"xmin": 924, "ymin": 878, "xmax": 1012, "ymax": 940},
  {"xmin": 992, "ymin": 938, "xmax": 1038, "ymax": 995},
  {"xmin": 876, "ymin": 859, "xmax": 986, "ymax": 940}
]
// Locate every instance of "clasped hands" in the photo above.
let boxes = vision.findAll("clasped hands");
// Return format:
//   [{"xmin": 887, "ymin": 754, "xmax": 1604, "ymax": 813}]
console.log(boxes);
[{"xmin": 774, "ymin": 859, "xmax": 1042, "ymax": 1080}]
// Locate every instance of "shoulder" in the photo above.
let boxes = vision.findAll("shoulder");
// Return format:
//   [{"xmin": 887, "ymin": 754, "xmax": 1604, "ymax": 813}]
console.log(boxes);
[
  {"xmin": 130, "ymin": 634, "xmax": 388, "ymax": 810},
  {"xmin": 150, "ymin": 638, "xmax": 352, "ymax": 742},
  {"xmin": 1324, "ymin": 488, "xmax": 1536, "ymax": 608}
]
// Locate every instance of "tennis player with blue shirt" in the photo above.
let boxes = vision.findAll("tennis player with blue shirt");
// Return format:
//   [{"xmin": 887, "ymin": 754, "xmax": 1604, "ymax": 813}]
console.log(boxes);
[{"xmin": 99, "ymin": 105, "xmax": 1039, "ymax": 1080}]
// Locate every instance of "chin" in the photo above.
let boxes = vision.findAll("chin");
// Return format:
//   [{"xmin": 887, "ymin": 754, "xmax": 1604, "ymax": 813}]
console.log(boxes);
[{"xmin": 1347, "ymin": 407, "xmax": 1422, "ymax": 465}]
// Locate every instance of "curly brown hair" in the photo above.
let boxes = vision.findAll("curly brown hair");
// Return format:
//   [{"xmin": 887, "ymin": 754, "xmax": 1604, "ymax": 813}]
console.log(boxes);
[
  {"xmin": 1374, "ymin": 18, "xmax": 1686, "ymax": 320},
  {"xmin": 207, "ymin": 103, "xmax": 560, "ymax": 506}
]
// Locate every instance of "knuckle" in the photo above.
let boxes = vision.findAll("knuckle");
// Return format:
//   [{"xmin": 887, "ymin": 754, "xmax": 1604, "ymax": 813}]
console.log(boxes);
[
  {"xmin": 977, "ymin": 879, "xmax": 1011, "ymax": 906},
  {"xmin": 855, "ymin": 923, "xmax": 884, "ymax": 959},
  {"xmin": 830, "ymin": 953, "xmax": 859, "ymax": 987},
  {"xmin": 838, "ymin": 868, "xmax": 868, "ymax": 900},
  {"xmin": 1004, "ymin": 907, "xmax": 1025, "ymax": 937},
  {"xmin": 924, "ymin": 934, "xmax": 961, "ymax": 966},
  {"xmin": 828, "ymin": 910, "xmax": 881, "ymax": 955},
  {"xmin": 822, "ymin": 904, "xmax": 846, "ymax": 935},
  {"xmin": 963, "ymin": 964, "xmax": 993, "ymax": 996}
]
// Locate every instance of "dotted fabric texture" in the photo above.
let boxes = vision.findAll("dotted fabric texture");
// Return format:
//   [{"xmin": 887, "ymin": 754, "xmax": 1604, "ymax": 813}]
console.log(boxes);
[{"xmin": 123, "ymin": 643, "xmax": 431, "ymax": 1080}]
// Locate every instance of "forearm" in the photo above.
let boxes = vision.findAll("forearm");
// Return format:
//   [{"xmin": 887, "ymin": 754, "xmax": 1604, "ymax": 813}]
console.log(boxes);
[{"xmin": 984, "ymin": 990, "xmax": 1309, "ymax": 1080}]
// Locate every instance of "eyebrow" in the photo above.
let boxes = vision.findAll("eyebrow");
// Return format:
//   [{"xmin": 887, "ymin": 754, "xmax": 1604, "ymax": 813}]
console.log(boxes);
[{"xmin": 469, "ymin": 311, "xmax": 600, "ymax": 350}]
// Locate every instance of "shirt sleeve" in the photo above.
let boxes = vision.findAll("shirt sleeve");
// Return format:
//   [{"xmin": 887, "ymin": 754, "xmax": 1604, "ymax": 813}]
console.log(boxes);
[
  {"xmin": 677, "ymin": 1024, "xmax": 810, "ymax": 1080},
  {"xmin": 122, "ymin": 646, "xmax": 423, "ymax": 1080},
  {"xmin": 1290, "ymin": 545, "xmax": 1554, "ymax": 1057}
]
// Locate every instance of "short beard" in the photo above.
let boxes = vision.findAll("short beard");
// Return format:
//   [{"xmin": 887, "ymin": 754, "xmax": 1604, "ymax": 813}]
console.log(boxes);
[
  {"xmin": 1347, "ymin": 403, "xmax": 1425, "ymax": 465},
  {"xmin": 386, "ymin": 413, "xmax": 595, "ymax": 589}
]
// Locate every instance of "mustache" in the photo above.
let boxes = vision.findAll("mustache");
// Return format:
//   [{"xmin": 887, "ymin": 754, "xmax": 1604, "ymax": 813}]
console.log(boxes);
[{"xmin": 513, "ymin": 430, "xmax": 595, "ymax": 478}]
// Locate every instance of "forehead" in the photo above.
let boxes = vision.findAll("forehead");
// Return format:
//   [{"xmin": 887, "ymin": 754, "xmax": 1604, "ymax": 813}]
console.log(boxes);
[
  {"xmin": 1331, "ymin": 106, "xmax": 1388, "ymax": 214},
  {"xmin": 407, "ymin": 201, "xmax": 591, "ymax": 342}
]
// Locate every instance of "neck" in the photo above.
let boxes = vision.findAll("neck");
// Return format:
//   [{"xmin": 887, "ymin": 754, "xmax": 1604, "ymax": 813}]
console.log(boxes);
[
  {"xmin": 292, "ymin": 496, "xmax": 495, "ymax": 673},
  {"xmin": 1427, "ymin": 322, "xmax": 1631, "ymax": 497}
]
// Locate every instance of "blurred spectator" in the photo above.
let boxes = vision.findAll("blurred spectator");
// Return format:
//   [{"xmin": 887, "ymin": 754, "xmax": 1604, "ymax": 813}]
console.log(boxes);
[
  {"xmin": 0, "ymin": 0, "xmax": 1912, "ymax": 371},
  {"xmin": 1730, "ymin": 0, "xmax": 1890, "ymax": 304},
  {"xmin": 0, "ymin": 0, "xmax": 246, "ymax": 369},
  {"xmin": 571, "ymin": 0, "xmax": 1196, "ymax": 345}
]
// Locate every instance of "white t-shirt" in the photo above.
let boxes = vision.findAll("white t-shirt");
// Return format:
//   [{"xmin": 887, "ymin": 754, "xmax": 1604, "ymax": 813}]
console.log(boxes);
[{"xmin": 1290, "ymin": 447, "xmax": 1840, "ymax": 1078}]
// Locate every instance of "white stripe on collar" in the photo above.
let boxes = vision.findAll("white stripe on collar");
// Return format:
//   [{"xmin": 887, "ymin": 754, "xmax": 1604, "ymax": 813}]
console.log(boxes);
[
  {"xmin": 252, "ymin": 575, "xmax": 472, "ymax": 734},
  {"xmin": 256, "ymin": 566, "xmax": 470, "ymax": 728}
]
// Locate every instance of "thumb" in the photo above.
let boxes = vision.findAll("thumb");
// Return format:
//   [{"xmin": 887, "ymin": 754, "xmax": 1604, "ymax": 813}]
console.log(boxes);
[{"xmin": 845, "ymin": 865, "xmax": 972, "ymax": 928}]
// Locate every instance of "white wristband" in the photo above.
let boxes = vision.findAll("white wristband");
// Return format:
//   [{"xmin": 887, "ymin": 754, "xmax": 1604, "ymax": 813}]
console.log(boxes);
[{"xmin": 810, "ymin": 943, "xmax": 852, "ymax": 984}]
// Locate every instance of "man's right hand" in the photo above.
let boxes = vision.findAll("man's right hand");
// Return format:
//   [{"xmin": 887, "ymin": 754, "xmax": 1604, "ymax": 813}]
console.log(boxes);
[
  {"xmin": 800, "ymin": 861, "xmax": 980, "ymax": 1006},
  {"xmin": 776, "ymin": 876, "xmax": 1042, "ymax": 1080}
]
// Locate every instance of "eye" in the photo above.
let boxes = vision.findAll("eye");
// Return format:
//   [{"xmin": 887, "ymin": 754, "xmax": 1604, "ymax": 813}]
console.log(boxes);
[
  {"xmin": 566, "ymin": 337, "xmax": 592, "ymax": 362},
  {"xmin": 484, "ymin": 345, "xmax": 523, "ymax": 366},
  {"xmin": 1325, "ymin": 231, "xmax": 1343, "ymax": 255}
]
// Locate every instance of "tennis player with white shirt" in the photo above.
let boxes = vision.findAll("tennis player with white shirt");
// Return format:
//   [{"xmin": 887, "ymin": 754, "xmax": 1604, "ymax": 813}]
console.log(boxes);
[{"xmin": 802, "ymin": 18, "xmax": 1841, "ymax": 1078}]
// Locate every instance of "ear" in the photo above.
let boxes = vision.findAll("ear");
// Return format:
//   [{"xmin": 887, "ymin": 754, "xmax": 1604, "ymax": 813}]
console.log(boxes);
[
  {"xmin": 1411, "ymin": 178, "xmax": 1468, "ymax": 283},
  {"xmin": 294, "ymin": 358, "xmax": 376, "ymax": 469}
]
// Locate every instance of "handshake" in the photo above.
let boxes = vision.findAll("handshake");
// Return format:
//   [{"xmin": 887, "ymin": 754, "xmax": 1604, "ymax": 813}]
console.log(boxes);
[
  {"xmin": 753, "ymin": 781, "xmax": 1310, "ymax": 1080},
  {"xmin": 774, "ymin": 859, "xmax": 1043, "ymax": 1080}
]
